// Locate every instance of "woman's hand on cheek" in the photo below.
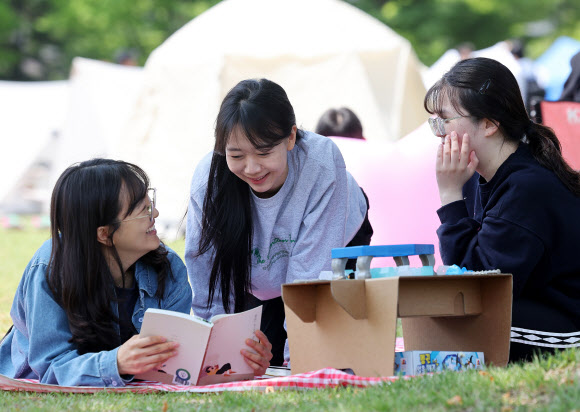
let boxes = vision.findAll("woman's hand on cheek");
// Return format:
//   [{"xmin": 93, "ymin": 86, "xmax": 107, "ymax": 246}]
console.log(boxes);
[
  {"xmin": 436, "ymin": 132, "xmax": 479, "ymax": 206},
  {"xmin": 117, "ymin": 335, "xmax": 179, "ymax": 376},
  {"xmin": 240, "ymin": 329, "xmax": 273, "ymax": 376}
]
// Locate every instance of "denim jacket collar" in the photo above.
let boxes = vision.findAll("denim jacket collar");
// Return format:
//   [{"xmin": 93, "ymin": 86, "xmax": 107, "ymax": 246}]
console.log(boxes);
[{"xmin": 134, "ymin": 260, "xmax": 158, "ymax": 298}]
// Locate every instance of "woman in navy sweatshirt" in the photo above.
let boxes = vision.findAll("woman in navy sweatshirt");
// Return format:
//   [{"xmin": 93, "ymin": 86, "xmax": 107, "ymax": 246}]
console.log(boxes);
[{"xmin": 425, "ymin": 57, "xmax": 580, "ymax": 362}]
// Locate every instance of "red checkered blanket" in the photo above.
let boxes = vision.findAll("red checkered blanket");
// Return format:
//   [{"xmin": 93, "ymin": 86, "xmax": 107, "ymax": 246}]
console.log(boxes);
[
  {"xmin": 1, "ymin": 339, "xmax": 405, "ymax": 393},
  {"xmin": 0, "ymin": 368, "xmax": 402, "ymax": 393}
]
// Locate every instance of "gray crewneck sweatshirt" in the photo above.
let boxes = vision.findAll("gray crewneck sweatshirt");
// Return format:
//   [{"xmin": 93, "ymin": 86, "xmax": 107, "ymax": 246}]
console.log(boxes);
[{"xmin": 185, "ymin": 131, "xmax": 367, "ymax": 319}]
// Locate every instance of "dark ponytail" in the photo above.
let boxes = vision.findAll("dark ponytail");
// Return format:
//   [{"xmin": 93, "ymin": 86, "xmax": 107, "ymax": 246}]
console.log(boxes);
[{"xmin": 425, "ymin": 57, "xmax": 580, "ymax": 196}]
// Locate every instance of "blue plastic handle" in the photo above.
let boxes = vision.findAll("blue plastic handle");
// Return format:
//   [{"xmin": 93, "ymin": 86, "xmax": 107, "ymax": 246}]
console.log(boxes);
[{"xmin": 331, "ymin": 244, "xmax": 435, "ymax": 259}]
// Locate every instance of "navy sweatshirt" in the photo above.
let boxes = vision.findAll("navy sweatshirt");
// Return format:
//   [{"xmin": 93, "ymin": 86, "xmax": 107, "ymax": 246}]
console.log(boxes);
[{"xmin": 437, "ymin": 143, "xmax": 580, "ymax": 327}]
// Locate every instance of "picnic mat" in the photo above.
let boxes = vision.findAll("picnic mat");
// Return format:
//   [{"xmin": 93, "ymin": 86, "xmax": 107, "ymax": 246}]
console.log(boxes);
[
  {"xmin": 0, "ymin": 368, "xmax": 403, "ymax": 393},
  {"xmin": 1, "ymin": 339, "xmax": 406, "ymax": 393}
]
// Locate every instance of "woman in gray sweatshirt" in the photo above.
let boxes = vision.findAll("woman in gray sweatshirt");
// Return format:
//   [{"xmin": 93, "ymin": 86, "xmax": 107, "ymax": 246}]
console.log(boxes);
[{"xmin": 185, "ymin": 78, "xmax": 372, "ymax": 366}]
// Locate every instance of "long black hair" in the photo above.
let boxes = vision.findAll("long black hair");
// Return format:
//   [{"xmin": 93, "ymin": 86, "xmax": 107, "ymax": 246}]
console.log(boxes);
[
  {"xmin": 198, "ymin": 78, "xmax": 304, "ymax": 313},
  {"xmin": 424, "ymin": 57, "xmax": 580, "ymax": 195},
  {"xmin": 48, "ymin": 158, "xmax": 173, "ymax": 354}
]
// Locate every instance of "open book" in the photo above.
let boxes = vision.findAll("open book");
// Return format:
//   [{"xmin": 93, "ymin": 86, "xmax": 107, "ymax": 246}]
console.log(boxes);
[{"xmin": 135, "ymin": 306, "xmax": 262, "ymax": 386}]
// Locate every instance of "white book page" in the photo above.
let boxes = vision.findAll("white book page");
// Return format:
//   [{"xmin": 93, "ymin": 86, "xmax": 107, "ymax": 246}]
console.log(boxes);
[{"xmin": 197, "ymin": 306, "xmax": 262, "ymax": 385}]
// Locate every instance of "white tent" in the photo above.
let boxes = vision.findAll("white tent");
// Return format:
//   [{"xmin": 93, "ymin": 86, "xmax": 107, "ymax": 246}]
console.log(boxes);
[
  {"xmin": 0, "ymin": 80, "xmax": 68, "ymax": 213},
  {"xmin": 50, "ymin": 57, "xmax": 144, "ymax": 188},
  {"xmin": 0, "ymin": 58, "xmax": 145, "ymax": 216},
  {"xmin": 120, "ymin": 0, "xmax": 427, "ymax": 235}
]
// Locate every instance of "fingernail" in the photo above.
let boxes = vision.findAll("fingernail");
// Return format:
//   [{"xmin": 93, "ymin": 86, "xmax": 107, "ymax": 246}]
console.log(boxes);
[{"xmin": 172, "ymin": 342, "xmax": 180, "ymax": 348}]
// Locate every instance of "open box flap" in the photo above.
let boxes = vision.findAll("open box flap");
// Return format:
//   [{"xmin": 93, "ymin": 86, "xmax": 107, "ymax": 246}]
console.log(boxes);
[
  {"xmin": 282, "ymin": 280, "xmax": 368, "ymax": 321},
  {"xmin": 282, "ymin": 282, "xmax": 321, "ymax": 323},
  {"xmin": 330, "ymin": 279, "xmax": 367, "ymax": 319}
]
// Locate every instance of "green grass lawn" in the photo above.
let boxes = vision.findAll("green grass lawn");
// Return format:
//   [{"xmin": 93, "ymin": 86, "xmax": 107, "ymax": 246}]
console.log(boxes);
[
  {"xmin": 0, "ymin": 227, "xmax": 50, "ymax": 331},
  {"xmin": 1, "ymin": 227, "xmax": 579, "ymax": 411}
]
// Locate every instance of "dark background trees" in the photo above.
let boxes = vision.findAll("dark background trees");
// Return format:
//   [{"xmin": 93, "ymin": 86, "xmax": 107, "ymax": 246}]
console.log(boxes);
[
  {"xmin": 369, "ymin": 0, "xmax": 580, "ymax": 65},
  {"xmin": 1, "ymin": 0, "xmax": 578, "ymax": 81},
  {"xmin": 0, "ymin": 0, "xmax": 220, "ymax": 80}
]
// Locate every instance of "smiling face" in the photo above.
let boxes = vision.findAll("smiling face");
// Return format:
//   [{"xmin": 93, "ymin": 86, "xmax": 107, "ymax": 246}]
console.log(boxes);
[
  {"xmin": 225, "ymin": 126, "xmax": 296, "ymax": 198},
  {"xmin": 111, "ymin": 187, "xmax": 160, "ymax": 269}
]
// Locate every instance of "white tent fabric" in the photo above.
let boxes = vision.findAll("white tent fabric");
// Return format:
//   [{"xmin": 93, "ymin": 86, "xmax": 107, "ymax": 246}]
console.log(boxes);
[
  {"xmin": 120, "ymin": 0, "xmax": 427, "ymax": 234},
  {"xmin": 422, "ymin": 41, "xmax": 524, "ymax": 91},
  {"xmin": 0, "ymin": 80, "xmax": 68, "ymax": 212},
  {"xmin": 50, "ymin": 57, "xmax": 145, "ymax": 191},
  {"xmin": 1, "ymin": 58, "xmax": 144, "ymax": 215}
]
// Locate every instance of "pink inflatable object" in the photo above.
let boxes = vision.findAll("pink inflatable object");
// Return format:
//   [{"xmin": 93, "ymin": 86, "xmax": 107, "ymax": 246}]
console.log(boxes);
[{"xmin": 330, "ymin": 123, "xmax": 442, "ymax": 268}]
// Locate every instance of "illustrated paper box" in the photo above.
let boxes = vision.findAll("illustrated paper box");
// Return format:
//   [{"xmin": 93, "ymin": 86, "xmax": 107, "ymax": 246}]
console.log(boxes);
[
  {"xmin": 282, "ymin": 274, "xmax": 512, "ymax": 377},
  {"xmin": 394, "ymin": 350, "xmax": 484, "ymax": 376}
]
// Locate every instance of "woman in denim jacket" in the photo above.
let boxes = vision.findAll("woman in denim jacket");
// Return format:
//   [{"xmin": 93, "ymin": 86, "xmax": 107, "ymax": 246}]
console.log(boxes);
[{"xmin": 0, "ymin": 159, "xmax": 192, "ymax": 387}]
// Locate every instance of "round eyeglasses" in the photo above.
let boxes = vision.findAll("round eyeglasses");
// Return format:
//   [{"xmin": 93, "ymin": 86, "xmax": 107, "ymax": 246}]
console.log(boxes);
[
  {"xmin": 121, "ymin": 188, "xmax": 156, "ymax": 223},
  {"xmin": 428, "ymin": 116, "xmax": 466, "ymax": 137}
]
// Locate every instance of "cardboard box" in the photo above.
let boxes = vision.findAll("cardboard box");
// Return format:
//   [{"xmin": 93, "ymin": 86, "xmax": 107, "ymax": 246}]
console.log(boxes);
[
  {"xmin": 394, "ymin": 350, "xmax": 484, "ymax": 375},
  {"xmin": 282, "ymin": 274, "xmax": 512, "ymax": 377}
]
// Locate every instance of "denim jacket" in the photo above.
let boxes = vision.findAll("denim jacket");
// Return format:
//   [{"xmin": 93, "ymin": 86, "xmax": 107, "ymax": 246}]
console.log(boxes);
[{"xmin": 0, "ymin": 240, "xmax": 192, "ymax": 387}]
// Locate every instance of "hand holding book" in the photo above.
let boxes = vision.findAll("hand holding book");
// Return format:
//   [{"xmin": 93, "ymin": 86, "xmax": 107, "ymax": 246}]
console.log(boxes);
[
  {"xmin": 117, "ymin": 335, "xmax": 180, "ymax": 376},
  {"xmin": 241, "ymin": 329, "xmax": 272, "ymax": 376},
  {"xmin": 135, "ymin": 306, "xmax": 267, "ymax": 385}
]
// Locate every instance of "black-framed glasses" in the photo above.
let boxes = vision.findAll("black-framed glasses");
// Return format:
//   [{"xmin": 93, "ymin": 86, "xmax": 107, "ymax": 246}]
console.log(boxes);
[{"xmin": 121, "ymin": 188, "xmax": 156, "ymax": 223}]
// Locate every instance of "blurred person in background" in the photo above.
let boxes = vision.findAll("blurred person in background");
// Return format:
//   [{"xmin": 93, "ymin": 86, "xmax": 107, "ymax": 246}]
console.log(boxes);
[
  {"xmin": 315, "ymin": 107, "xmax": 365, "ymax": 140},
  {"xmin": 510, "ymin": 39, "xmax": 544, "ymax": 112},
  {"xmin": 457, "ymin": 42, "xmax": 475, "ymax": 60},
  {"xmin": 560, "ymin": 51, "xmax": 580, "ymax": 102}
]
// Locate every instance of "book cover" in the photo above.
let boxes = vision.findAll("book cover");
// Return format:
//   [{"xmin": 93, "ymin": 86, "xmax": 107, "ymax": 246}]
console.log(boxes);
[
  {"xmin": 394, "ymin": 350, "xmax": 484, "ymax": 375},
  {"xmin": 136, "ymin": 306, "xmax": 262, "ymax": 386}
]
